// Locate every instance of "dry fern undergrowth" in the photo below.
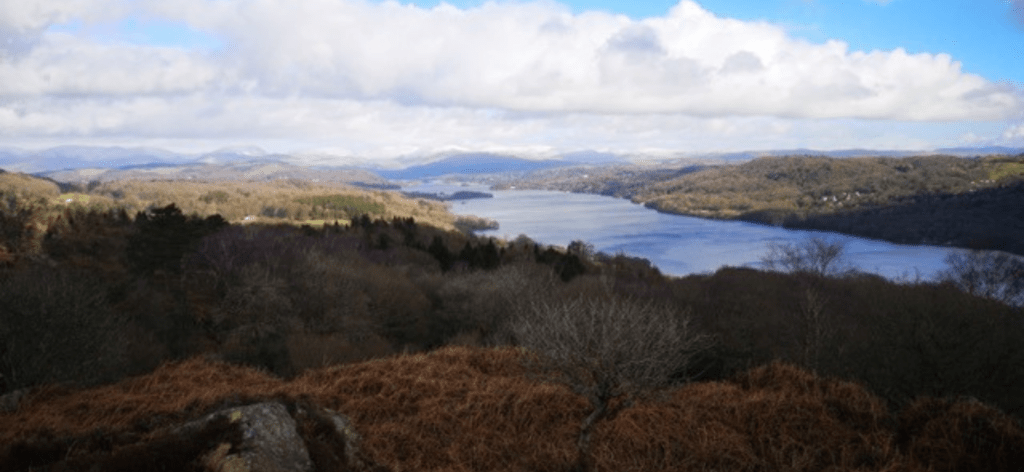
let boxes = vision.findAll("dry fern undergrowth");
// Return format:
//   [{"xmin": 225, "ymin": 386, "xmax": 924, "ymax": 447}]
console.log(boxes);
[{"xmin": 2, "ymin": 347, "xmax": 1023, "ymax": 472}]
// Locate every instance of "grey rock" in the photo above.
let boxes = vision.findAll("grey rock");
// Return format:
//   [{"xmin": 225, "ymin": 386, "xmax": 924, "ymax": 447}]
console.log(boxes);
[
  {"xmin": 174, "ymin": 400, "xmax": 382, "ymax": 472},
  {"xmin": 0, "ymin": 388, "xmax": 30, "ymax": 413},
  {"xmin": 181, "ymin": 402, "xmax": 313, "ymax": 472},
  {"xmin": 324, "ymin": 406, "xmax": 369, "ymax": 470}
]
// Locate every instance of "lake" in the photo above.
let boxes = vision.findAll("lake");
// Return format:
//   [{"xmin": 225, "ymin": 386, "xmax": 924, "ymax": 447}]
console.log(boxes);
[{"xmin": 406, "ymin": 182, "xmax": 959, "ymax": 280}]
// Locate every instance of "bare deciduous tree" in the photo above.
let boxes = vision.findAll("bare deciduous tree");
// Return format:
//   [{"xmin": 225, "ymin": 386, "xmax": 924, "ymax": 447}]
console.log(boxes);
[
  {"xmin": 939, "ymin": 250, "xmax": 1024, "ymax": 307},
  {"xmin": 510, "ymin": 296, "xmax": 711, "ymax": 472},
  {"xmin": 762, "ymin": 236, "xmax": 849, "ymax": 276},
  {"xmin": 798, "ymin": 288, "xmax": 834, "ymax": 372}
]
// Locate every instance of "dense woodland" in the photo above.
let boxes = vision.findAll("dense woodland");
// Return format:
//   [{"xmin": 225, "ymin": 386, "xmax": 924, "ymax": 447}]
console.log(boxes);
[
  {"xmin": 508, "ymin": 154, "xmax": 1024, "ymax": 255},
  {"xmin": 1, "ymin": 169, "xmax": 1024, "ymax": 471},
  {"xmin": 0, "ymin": 170, "xmax": 468, "ymax": 232}
]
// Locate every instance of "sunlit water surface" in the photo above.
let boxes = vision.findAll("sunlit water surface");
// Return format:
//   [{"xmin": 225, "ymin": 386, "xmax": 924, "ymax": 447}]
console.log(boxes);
[{"xmin": 406, "ymin": 183, "xmax": 960, "ymax": 280}]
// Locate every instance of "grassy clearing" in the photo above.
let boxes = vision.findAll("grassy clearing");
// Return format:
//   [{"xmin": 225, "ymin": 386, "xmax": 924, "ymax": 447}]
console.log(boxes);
[
  {"xmin": 234, "ymin": 216, "xmax": 351, "ymax": 227},
  {"xmin": 295, "ymin": 194, "xmax": 386, "ymax": 217},
  {"xmin": 2, "ymin": 346, "xmax": 1021, "ymax": 471},
  {"xmin": 298, "ymin": 218, "xmax": 349, "ymax": 228},
  {"xmin": 988, "ymin": 162, "xmax": 1024, "ymax": 181},
  {"xmin": 56, "ymin": 193, "xmax": 92, "ymax": 204}
]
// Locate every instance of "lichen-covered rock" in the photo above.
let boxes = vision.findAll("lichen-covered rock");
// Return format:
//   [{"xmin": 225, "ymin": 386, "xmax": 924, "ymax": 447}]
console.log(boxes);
[
  {"xmin": 293, "ymin": 403, "xmax": 382, "ymax": 471},
  {"xmin": 175, "ymin": 400, "xmax": 386, "ymax": 472},
  {"xmin": 326, "ymin": 406, "xmax": 366, "ymax": 468},
  {"xmin": 181, "ymin": 402, "xmax": 313, "ymax": 472}
]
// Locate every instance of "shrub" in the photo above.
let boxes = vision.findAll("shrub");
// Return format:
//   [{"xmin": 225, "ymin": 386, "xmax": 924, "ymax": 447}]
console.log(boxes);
[
  {"xmin": 453, "ymin": 214, "xmax": 499, "ymax": 234},
  {"xmin": 434, "ymin": 263, "xmax": 556, "ymax": 347},
  {"xmin": 899, "ymin": 397, "xmax": 1024, "ymax": 472},
  {"xmin": 510, "ymin": 295, "xmax": 711, "ymax": 472},
  {"xmin": 939, "ymin": 249, "xmax": 1024, "ymax": 307},
  {"xmin": 761, "ymin": 236, "xmax": 850, "ymax": 276}
]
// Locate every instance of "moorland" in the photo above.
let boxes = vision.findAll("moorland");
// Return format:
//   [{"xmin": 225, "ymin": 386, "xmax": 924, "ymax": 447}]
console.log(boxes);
[{"xmin": 1, "ymin": 160, "xmax": 1023, "ymax": 471}]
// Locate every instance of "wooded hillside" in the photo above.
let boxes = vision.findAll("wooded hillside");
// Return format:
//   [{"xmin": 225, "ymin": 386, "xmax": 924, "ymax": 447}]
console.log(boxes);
[
  {"xmin": 2, "ymin": 166, "xmax": 1023, "ymax": 471},
  {"xmin": 506, "ymin": 154, "xmax": 1024, "ymax": 255}
]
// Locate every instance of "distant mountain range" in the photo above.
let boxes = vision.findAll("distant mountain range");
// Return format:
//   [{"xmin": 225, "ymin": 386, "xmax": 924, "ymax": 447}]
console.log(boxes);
[
  {"xmin": 376, "ymin": 153, "xmax": 573, "ymax": 180},
  {"xmin": 1, "ymin": 145, "xmax": 1021, "ymax": 182},
  {"xmin": 37, "ymin": 160, "xmax": 388, "ymax": 187},
  {"xmin": 0, "ymin": 145, "xmax": 193, "ymax": 174},
  {"xmin": 677, "ymin": 146, "xmax": 1024, "ymax": 163}
]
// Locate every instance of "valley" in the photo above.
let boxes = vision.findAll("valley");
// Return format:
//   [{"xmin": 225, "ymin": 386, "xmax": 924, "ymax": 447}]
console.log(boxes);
[
  {"xmin": 497, "ymin": 153, "xmax": 1024, "ymax": 256},
  {"xmin": 1, "ymin": 149, "xmax": 1023, "ymax": 471}
]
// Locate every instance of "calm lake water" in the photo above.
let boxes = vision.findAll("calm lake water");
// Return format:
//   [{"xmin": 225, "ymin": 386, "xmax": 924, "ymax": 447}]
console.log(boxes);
[{"xmin": 406, "ymin": 183, "xmax": 959, "ymax": 280}]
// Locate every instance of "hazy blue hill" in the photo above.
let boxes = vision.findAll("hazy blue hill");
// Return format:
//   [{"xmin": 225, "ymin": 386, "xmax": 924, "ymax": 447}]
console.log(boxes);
[
  {"xmin": 662, "ymin": 147, "xmax": 1024, "ymax": 165},
  {"xmin": 0, "ymin": 146, "xmax": 191, "ymax": 173},
  {"xmin": 38, "ymin": 146, "xmax": 188, "ymax": 171},
  {"xmin": 935, "ymin": 146, "xmax": 1024, "ymax": 156},
  {"xmin": 39, "ymin": 160, "xmax": 388, "ymax": 186},
  {"xmin": 376, "ymin": 153, "xmax": 573, "ymax": 180},
  {"xmin": 558, "ymin": 150, "xmax": 624, "ymax": 164}
]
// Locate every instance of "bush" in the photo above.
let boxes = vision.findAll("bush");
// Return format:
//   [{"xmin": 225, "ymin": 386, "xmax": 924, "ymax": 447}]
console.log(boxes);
[
  {"xmin": 433, "ymin": 263, "xmax": 556, "ymax": 347},
  {"xmin": 761, "ymin": 236, "xmax": 850, "ymax": 276},
  {"xmin": 510, "ymin": 295, "xmax": 711, "ymax": 472},
  {"xmin": 939, "ymin": 250, "xmax": 1024, "ymax": 307},
  {"xmin": 899, "ymin": 397, "xmax": 1024, "ymax": 472},
  {"xmin": 453, "ymin": 214, "xmax": 499, "ymax": 234}
]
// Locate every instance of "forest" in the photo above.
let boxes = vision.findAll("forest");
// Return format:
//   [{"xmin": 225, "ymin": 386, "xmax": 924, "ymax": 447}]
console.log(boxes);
[
  {"xmin": 506, "ymin": 154, "xmax": 1024, "ymax": 256},
  {"xmin": 1, "ymin": 169, "xmax": 1023, "ymax": 471}
]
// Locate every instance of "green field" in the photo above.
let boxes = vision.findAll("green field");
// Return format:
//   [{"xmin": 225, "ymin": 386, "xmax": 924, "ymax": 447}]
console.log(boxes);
[
  {"xmin": 988, "ymin": 161, "xmax": 1024, "ymax": 181},
  {"xmin": 294, "ymin": 194, "xmax": 385, "ymax": 218},
  {"xmin": 56, "ymin": 193, "xmax": 92, "ymax": 204},
  {"xmin": 235, "ymin": 216, "xmax": 351, "ymax": 228}
]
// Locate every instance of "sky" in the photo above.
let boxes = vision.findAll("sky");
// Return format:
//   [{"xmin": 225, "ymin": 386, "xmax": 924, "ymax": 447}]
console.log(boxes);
[{"xmin": 1, "ymin": 0, "xmax": 1023, "ymax": 161}]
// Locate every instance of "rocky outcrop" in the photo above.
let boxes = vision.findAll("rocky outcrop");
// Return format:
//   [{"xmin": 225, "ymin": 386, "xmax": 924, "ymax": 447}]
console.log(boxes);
[
  {"xmin": 0, "ymin": 398, "xmax": 384, "ymax": 471},
  {"xmin": 179, "ymin": 401, "xmax": 384, "ymax": 472},
  {"xmin": 294, "ymin": 404, "xmax": 372, "ymax": 471},
  {"xmin": 183, "ymin": 402, "xmax": 312, "ymax": 472}
]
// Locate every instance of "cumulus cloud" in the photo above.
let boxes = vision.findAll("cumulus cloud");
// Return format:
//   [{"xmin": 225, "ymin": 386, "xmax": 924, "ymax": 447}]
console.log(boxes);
[
  {"xmin": 0, "ymin": 0, "xmax": 126, "ymax": 57},
  {"xmin": 1, "ymin": 0, "xmax": 1021, "ymax": 155},
  {"xmin": 0, "ymin": 34, "xmax": 218, "ymax": 96},
  {"xmin": 1003, "ymin": 123, "xmax": 1024, "ymax": 141},
  {"xmin": 130, "ymin": 0, "xmax": 1019, "ymax": 119}
]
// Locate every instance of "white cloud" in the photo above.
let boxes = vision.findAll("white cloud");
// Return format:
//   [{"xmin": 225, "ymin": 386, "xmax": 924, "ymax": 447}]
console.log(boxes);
[
  {"xmin": 131, "ymin": 0, "xmax": 1020, "ymax": 119},
  {"xmin": 0, "ymin": 0, "xmax": 126, "ymax": 56},
  {"xmin": 1, "ymin": 0, "xmax": 1021, "ymax": 156},
  {"xmin": 1003, "ymin": 123, "xmax": 1024, "ymax": 141},
  {"xmin": 0, "ymin": 33, "xmax": 218, "ymax": 96}
]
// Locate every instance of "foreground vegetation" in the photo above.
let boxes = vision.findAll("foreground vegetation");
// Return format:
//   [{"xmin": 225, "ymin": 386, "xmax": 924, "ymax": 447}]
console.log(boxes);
[
  {"xmin": 2, "ymin": 169, "xmax": 1024, "ymax": 470},
  {"xmin": 3, "ymin": 347, "xmax": 1023, "ymax": 472},
  {"xmin": 507, "ymin": 154, "xmax": 1024, "ymax": 255}
]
